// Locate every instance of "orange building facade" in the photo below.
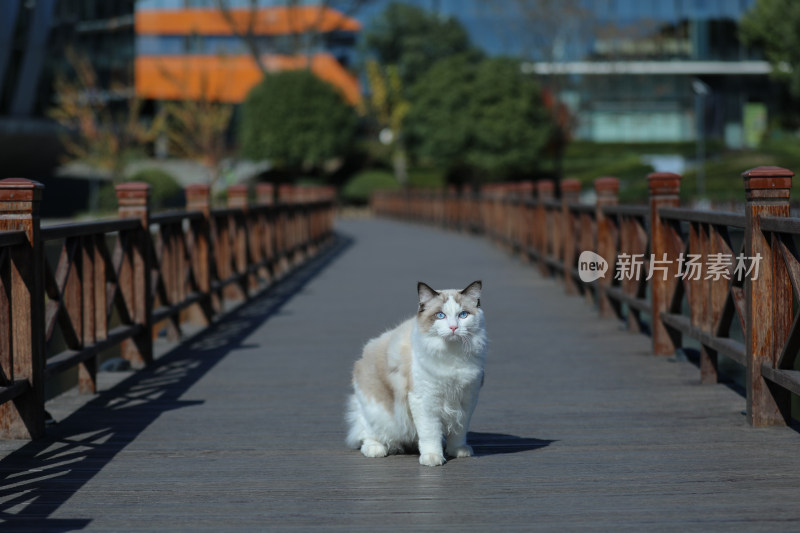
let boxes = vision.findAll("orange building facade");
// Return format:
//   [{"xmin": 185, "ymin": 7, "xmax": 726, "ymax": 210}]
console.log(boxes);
[{"xmin": 134, "ymin": 6, "xmax": 362, "ymax": 105}]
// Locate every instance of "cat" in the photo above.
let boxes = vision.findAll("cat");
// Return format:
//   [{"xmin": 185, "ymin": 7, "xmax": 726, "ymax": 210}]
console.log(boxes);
[{"xmin": 346, "ymin": 280, "xmax": 487, "ymax": 466}]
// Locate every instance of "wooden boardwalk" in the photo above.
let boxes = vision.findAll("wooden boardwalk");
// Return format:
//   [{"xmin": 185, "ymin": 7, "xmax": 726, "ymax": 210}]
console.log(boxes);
[{"xmin": 2, "ymin": 217, "xmax": 800, "ymax": 531}]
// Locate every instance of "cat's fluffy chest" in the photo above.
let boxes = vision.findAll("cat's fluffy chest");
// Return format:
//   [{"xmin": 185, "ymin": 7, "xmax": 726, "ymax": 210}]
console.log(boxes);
[
  {"xmin": 409, "ymin": 326, "xmax": 484, "ymax": 433},
  {"xmin": 411, "ymin": 334, "xmax": 483, "ymax": 388},
  {"xmin": 410, "ymin": 324, "xmax": 485, "ymax": 384}
]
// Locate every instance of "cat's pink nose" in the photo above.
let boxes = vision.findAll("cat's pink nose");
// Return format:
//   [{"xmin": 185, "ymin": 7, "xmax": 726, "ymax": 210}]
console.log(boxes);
[{"xmin": 449, "ymin": 325, "xmax": 458, "ymax": 332}]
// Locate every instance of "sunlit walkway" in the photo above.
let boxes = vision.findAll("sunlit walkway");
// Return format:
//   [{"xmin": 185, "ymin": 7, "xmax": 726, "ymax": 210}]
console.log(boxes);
[{"xmin": 2, "ymin": 217, "xmax": 800, "ymax": 531}]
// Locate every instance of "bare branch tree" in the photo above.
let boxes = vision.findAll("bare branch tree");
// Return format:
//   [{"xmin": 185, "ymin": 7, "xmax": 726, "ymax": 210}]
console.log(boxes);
[
  {"xmin": 214, "ymin": 0, "xmax": 373, "ymax": 72},
  {"xmin": 48, "ymin": 48, "xmax": 165, "ymax": 184},
  {"xmin": 214, "ymin": 0, "xmax": 268, "ymax": 74},
  {"xmin": 152, "ymin": 56, "xmax": 235, "ymax": 191}
]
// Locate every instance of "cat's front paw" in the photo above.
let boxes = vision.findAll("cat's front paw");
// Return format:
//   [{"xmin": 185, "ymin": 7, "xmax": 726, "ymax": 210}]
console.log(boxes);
[
  {"xmin": 446, "ymin": 444, "xmax": 474, "ymax": 458},
  {"xmin": 361, "ymin": 442, "xmax": 388, "ymax": 458},
  {"xmin": 419, "ymin": 453, "xmax": 446, "ymax": 467}
]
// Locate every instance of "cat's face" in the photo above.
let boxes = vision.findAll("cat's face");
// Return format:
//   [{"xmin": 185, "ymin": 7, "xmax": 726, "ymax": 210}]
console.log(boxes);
[{"xmin": 417, "ymin": 281, "xmax": 483, "ymax": 343}]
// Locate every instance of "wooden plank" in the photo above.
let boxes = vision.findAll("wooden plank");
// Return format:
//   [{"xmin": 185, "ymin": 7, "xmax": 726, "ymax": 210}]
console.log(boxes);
[
  {"xmin": 730, "ymin": 285, "xmax": 746, "ymax": 335},
  {"xmin": 776, "ymin": 234, "xmax": 800, "ymax": 298},
  {"xmin": 777, "ymin": 309, "xmax": 800, "ymax": 370},
  {"xmin": 761, "ymin": 364, "xmax": 800, "ymax": 397},
  {"xmin": 94, "ymin": 234, "xmax": 108, "ymax": 342},
  {"xmin": 601, "ymin": 205, "xmax": 648, "ymax": 218},
  {"xmin": 149, "ymin": 211, "xmax": 199, "ymax": 225},
  {"xmin": 659, "ymin": 207, "xmax": 746, "ymax": 228},
  {"xmin": 0, "ymin": 379, "xmax": 29, "ymax": 405},
  {"xmin": 569, "ymin": 203, "xmax": 596, "ymax": 214},
  {"xmin": 542, "ymin": 254, "xmax": 565, "ymax": 272},
  {"xmin": 41, "ymin": 217, "xmax": 139, "ymax": 241},
  {"xmin": 604, "ymin": 286, "xmax": 649, "ymax": 313},
  {"xmin": 151, "ymin": 292, "xmax": 206, "ymax": 323},
  {"xmin": 44, "ymin": 324, "xmax": 143, "ymax": 378},
  {"xmin": 0, "ymin": 230, "xmax": 26, "ymax": 247},
  {"xmin": 759, "ymin": 214, "xmax": 800, "ymax": 235},
  {"xmin": 0, "ymin": 248, "xmax": 10, "ymax": 384},
  {"xmin": 660, "ymin": 312, "xmax": 746, "ymax": 365}
]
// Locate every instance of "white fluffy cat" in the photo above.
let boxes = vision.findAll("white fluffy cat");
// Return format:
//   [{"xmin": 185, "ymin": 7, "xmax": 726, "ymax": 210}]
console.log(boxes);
[{"xmin": 346, "ymin": 281, "xmax": 487, "ymax": 466}]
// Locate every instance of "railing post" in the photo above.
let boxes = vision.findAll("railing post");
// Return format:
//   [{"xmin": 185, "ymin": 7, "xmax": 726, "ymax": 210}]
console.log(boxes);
[
  {"xmin": 256, "ymin": 183, "xmax": 274, "ymax": 206},
  {"xmin": 116, "ymin": 182, "xmax": 153, "ymax": 367},
  {"xmin": 0, "ymin": 178, "xmax": 45, "ymax": 439},
  {"xmin": 77, "ymin": 234, "xmax": 97, "ymax": 393},
  {"xmin": 277, "ymin": 185, "xmax": 294, "ymax": 274},
  {"xmin": 255, "ymin": 183, "xmax": 275, "ymax": 284},
  {"xmin": 647, "ymin": 172, "xmax": 682, "ymax": 355},
  {"xmin": 743, "ymin": 166, "xmax": 793, "ymax": 426},
  {"xmin": 561, "ymin": 179, "xmax": 581, "ymax": 294},
  {"xmin": 594, "ymin": 177, "xmax": 619, "ymax": 317},
  {"xmin": 536, "ymin": 180, "xmax": 554, "ymax": 274},
  {"xmin": 226, "ymin": 185, "xmax": 249, "ymax": 300},
  {"xmin": 185, "ymin": 184, "xmax": 214, "ymax": 324}
]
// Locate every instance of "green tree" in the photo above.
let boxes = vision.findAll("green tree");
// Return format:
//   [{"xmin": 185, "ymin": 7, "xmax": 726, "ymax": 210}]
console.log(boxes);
[
  {"xmin": 740, "ymin": 0, "xmax": 800, "ymax": 97},
  {"xmin": 406, "ymin": 56, "xmax": 554, "ymax": 183},
  {"xmin": 239, "ymin": 69, "xmax": 358, "ymax": 173},
  {"xmin": 364, "ymin": 2, "xmax": 479, "ymax": 88}
]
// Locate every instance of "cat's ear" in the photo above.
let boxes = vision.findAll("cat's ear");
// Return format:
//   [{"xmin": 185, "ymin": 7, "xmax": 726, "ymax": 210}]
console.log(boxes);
[
  {"xmin": 460, "ymin": 280, "xmax": 482, "ymax": 307},
  {"xmin": 417, "ymin": 282, "xmax": 439, "ymax": 312}
]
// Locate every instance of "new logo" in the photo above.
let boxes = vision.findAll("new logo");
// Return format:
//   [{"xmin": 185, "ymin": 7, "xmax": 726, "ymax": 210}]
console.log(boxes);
[{"xmin": 578, "ymin": 251, "xmax": 608, "ymax": 283}]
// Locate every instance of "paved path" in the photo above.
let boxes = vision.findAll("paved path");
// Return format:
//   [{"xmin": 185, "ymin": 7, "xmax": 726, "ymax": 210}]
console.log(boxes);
[{"xmin": 2, "ymin": 217, "xmax": 800, "ymax": 532}]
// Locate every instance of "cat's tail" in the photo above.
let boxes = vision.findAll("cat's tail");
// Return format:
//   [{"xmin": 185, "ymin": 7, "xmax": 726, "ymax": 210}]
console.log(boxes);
[{"xmin": 345, "ymin": 394, "xmax": 365, "ymax": 449}]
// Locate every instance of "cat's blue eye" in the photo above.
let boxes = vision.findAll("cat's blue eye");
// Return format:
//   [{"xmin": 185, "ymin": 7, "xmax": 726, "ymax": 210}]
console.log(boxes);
[
  {"xmin": 458, "ymin": 311, "xmax": 469, "ymax": 319},
  {"xmin": 435, "ymin": 312, "xmax": 446, "ymax": 319}
]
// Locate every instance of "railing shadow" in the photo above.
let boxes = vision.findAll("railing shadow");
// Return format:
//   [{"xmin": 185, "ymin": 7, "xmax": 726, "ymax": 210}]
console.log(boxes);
[{"xmin": 0, "ymin": 234, "xmax": 352, "ymax": 532}]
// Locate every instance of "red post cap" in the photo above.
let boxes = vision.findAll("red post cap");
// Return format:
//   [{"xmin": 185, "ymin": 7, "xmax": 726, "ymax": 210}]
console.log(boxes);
[
  {"xmin": 256, "ymin": 183, "xmax": 274, "ymax": 205},
  {"xmin": 0, "ymin": 178, "xmax": 44, "ymax": 203},
  {"xmin": 518, "ymin": 181, "xmax": 534, "ymax": 196},
  {"xmin": 561, "ymin": 179, "xmax": 581, "ymax": 194},
  {"xmin": 647, "ymin": 172, "xmax": 681, "ymax": 196},
  {"xmin": 594, "ymin": 176, "xmax": 620, "ymax": 194},
  {"xmin": 279, "ymin": 184, "xmax": 294, "ymax": 203},
  {"xmin": 185, "ymin": 183, "xmax": 209, "ymax": 202},
  {"xmin": 537, "ymin": 179, "xmax": 555, "ymax": 196},
  {"xmin": 226, "ymin": 184, "xmax": 248, "ymax": 208},
  {"xmin": 115, "ymin": 182, "xmax": 151, "ymax": 206},
  {"xmin": 742, "ymin": 166, "xmax": 793, "ymax": 190}
]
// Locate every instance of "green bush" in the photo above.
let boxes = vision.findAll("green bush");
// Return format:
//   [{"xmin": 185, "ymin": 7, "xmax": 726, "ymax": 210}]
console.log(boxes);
[
  {"xmin": 407, "ymin": 167, "xmax": 446, "ymax": 188},
  {"xmin": 564, "ymin": 140, "xmax": 722, "ymax": 160},
  {"xmin": 239, "ymin": 70, "xmax": 358, "ymax": 172},
  {"xmin": 341, "ymin": 170, "xmax": 400, "ymax": 205},
  {"xmin": 129, "ymin": 168, "xmax": 183, "ymax": 208}
]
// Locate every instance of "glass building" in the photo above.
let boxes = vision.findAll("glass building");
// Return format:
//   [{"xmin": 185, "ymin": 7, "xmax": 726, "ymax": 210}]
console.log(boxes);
[
  {"xmin": 0, "ymin": 0, "xmax": 135, "ymax": 178},
  {"xmin": 134, "ymin": 1, "xmax": 361, "ymax": 105},
  {"xmin": 524, "ymin": 0, "xmax": 770, "ymax": 145},
  {"xmin": 0, "ymin": 0, "xmax": 779, "ymax": 183},
  {"xmin": 358, "ymin": 0, "xmax": 772, "ymax": 145}
]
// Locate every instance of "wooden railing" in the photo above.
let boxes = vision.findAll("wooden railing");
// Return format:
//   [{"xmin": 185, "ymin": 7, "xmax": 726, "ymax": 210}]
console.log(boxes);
[
  {"xmin": 372, "ymin": 166, "xmax": 800, "ymax": 428},
  {"xmin": 0, "ymin": 178, "xmax": 335, "ymax": 439}
]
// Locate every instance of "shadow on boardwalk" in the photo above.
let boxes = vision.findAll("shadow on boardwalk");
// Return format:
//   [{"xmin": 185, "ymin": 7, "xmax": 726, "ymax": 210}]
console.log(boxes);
[
  {"xmin": 468, "ymin": 432, "xmax": 555, "ymax": 457},
  {"xmin": 0, "ymin": 236, "xmax": 351, "ymax": 532}
]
